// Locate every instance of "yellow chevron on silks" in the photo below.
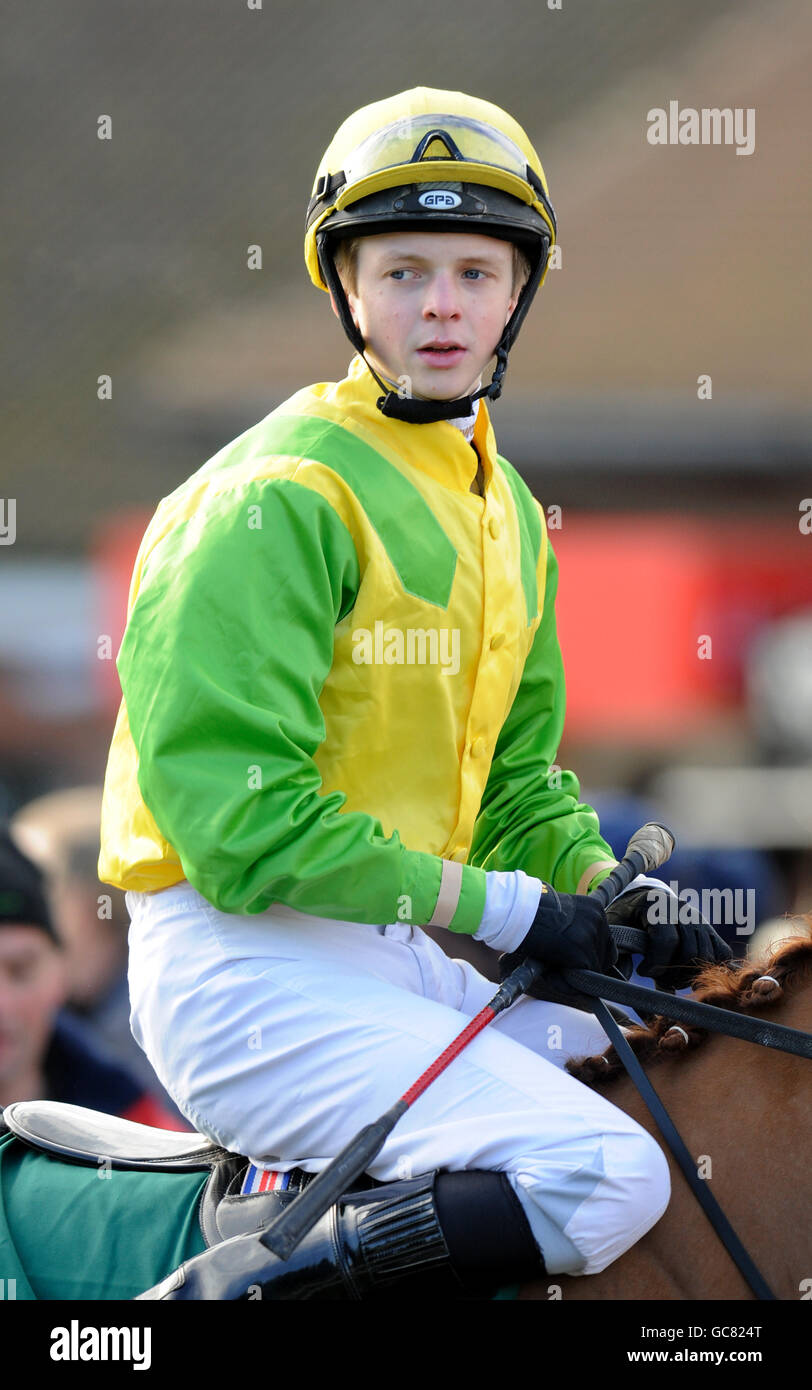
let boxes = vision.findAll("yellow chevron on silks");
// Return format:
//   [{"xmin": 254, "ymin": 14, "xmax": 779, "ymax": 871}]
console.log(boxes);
[{"xmin": 99, "ymin": 355, "xmax": 615, "ymax": 934}]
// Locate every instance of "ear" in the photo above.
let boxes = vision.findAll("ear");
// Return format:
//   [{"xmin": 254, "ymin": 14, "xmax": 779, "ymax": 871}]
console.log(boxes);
[
  {"xmin": 329, "ymin": 284, "xmax": 353, "ymax": 320},
  {"xmin": 342, "ymin": 290, "xmax": 361, "ymax": 334}
]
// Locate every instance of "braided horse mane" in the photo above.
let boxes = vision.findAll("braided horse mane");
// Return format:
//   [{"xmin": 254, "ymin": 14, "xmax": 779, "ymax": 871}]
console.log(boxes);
[{"xmin": 566, "ymin": 916, "xmax": 812, "ymax": 1088}]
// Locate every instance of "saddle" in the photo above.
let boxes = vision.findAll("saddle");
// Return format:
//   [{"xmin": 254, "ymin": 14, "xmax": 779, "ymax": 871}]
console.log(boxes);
[{"xmin": 0, "ymin": 1100, "xmax": 384, "ymax": 1248}]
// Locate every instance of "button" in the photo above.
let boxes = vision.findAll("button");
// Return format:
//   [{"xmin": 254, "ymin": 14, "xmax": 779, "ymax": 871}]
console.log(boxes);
[
  {"xmin": 450, "ymin": 846, "xmax": 469, "ymax": 862},
  {"xmin": 470, "ymin": 737, "xmax": 487, "ymax": 758},
  {"xmin": 489, "ymin": 632, "xmax": 506, "ymax": 650},
  {"xmin": 488, "ymin": 517, "xmax": 501, "ymax": 539}
]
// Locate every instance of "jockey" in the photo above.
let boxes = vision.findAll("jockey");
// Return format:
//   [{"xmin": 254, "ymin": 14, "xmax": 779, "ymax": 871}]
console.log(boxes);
[{"xmin": 99, "ymin": 87, "xmax": 731, "ymax": 1300}]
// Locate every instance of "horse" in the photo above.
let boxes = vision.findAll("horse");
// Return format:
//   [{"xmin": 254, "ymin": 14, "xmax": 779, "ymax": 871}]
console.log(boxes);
[{"xmin": 518, "ymin": 918, "xmax": 812, "ymax": 1301}]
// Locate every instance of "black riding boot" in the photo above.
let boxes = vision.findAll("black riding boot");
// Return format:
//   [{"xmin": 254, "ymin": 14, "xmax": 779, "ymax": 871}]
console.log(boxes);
[{"xmin": 136, "ymin": 1169, "xmax": 545, "ymax": 1301}]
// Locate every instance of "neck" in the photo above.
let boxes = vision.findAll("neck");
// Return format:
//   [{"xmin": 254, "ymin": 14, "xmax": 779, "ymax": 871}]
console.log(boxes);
[
  {"xmin": 365, "ymin": 356, "xmax": 483, "ymax": 441},
  {"xmin": 366, "ymin": 355, "xmax": 482, "ymax": 405},
  {"xmin": 553, "ymin": 979, "xmax": 812, "ymax": 1301}
]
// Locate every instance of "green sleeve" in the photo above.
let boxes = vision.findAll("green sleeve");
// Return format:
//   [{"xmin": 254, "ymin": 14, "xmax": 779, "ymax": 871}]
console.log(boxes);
[
  {"xmin": 469, "ymin": 525, "xmax": 617, "ymax": 895},
  {"xmin": 119, "ymin": 477, "xmax": 482, "ymax": 926}
]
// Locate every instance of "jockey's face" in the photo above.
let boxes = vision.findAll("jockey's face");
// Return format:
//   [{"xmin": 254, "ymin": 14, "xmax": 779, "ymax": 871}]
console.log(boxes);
[
  {"xmin": 0, "ymin": 926, "xmax": 66, "ymax": 1102},
  {"xmin": 335, "ymin": 231, "xmax": 519, "ymax": 403}
]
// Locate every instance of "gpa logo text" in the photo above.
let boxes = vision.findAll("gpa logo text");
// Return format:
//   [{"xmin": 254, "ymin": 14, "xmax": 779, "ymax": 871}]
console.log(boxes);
[{"xmin": 418, "ymin": 190, "xmax": 462, "ymax": 209}]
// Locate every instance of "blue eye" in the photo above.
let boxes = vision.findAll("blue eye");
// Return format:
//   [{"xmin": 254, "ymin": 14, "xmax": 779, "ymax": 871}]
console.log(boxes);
[{"xmin": 463, "ymin": 268, "xmax": 484, "ymax": 279}]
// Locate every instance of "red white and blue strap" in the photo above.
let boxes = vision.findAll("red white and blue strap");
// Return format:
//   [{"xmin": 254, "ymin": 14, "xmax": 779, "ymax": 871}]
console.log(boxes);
[{"xmin": 240, "ymin": 1164, "xmax": 293, "ymax": 1196}]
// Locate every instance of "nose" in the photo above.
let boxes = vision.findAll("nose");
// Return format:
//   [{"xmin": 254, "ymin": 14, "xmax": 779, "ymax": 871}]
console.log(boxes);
[{"xmin": 422, "ymin": 269, "xmax": 462, "ymax": 320}]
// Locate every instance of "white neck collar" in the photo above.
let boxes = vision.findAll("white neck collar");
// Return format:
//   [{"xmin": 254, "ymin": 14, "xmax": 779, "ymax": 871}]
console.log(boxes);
[{"xmin": 446, "ymin": 396, "xmax": 480, "ymax": 444}]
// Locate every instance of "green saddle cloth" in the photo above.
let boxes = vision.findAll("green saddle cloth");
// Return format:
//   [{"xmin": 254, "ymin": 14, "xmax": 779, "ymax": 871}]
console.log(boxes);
[
  {"xmin": 0, "ymin": 1131, "xmax": 520, "ymax": 1300},
  {"xmin": 0, "ymin": 1130, "xmax": 208, "ymax": 1300}
]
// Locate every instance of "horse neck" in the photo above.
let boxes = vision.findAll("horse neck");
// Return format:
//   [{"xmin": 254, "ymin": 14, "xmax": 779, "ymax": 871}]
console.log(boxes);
[
  {"xmin": 572, "ymin": 981, "xmax": 812, "ymax": 1299},
  {"xmin": 608, "ymin": 977, "xmax": 810, "ymax": 1130}
]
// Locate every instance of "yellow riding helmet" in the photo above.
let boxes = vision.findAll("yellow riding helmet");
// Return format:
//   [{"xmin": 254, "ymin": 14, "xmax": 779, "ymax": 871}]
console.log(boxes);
[{"xmin": 304, "ymin": 87, "xmax": 557, "ymax": 424}]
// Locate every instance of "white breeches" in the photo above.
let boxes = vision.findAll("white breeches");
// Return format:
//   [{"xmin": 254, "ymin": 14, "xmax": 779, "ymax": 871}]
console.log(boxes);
[{"xmin": 125, "ymin": 882, "xmax": 670, "ymax": 1276}]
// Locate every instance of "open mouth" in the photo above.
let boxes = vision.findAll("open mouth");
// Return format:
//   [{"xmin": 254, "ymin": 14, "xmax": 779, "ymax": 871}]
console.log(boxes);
[{"xmin": 418, "ymin": 344, "xmax": 466, "ymax": 366}]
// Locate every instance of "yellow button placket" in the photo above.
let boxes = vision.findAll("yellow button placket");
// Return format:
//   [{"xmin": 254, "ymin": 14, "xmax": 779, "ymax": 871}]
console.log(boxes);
[
  {"xmin": 334, "ymin": 361, "xmax": 529, "ymax": 869},
  {"xmin": 445, "ymin": 468, "xmax": 519, "ymax": 864}
]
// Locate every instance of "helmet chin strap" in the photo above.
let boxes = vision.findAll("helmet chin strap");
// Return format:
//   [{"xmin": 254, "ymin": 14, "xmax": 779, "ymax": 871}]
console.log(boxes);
[{"xmin": 365, "ymin": 345, "xmax": 508, "ymax": 423}]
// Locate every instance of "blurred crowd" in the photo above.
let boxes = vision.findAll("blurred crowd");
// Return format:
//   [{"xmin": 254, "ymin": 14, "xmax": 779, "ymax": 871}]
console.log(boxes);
[{"xmin": 0, "ymin": 789, "xmax": 188, "ymax": 1129}]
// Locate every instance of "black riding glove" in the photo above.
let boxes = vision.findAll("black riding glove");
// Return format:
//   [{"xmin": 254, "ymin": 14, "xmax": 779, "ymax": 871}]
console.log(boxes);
[
  {"xmin": 497, "ymin": 883, "xmax": 617, "ymax": 1010},
  {"xmin": 519, "ymin": 882, "xmax": 617, "ymax": 972},
  {"xmin": 606, "ymin": 883, "xmax": 732, "ymax": 991}
]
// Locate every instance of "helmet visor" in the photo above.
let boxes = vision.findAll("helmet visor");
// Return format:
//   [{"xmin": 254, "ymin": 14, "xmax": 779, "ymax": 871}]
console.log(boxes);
[{"xmin": 341, "ymin": 112, "xmax": 533, "ymax": 193}]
